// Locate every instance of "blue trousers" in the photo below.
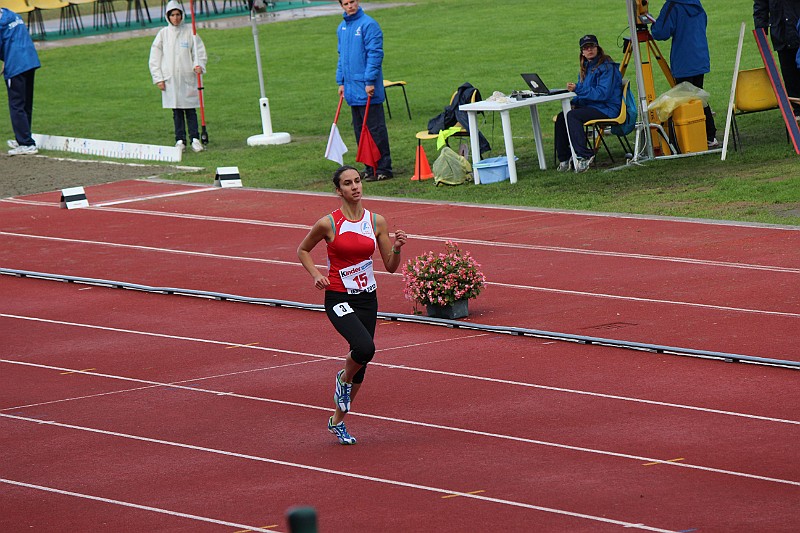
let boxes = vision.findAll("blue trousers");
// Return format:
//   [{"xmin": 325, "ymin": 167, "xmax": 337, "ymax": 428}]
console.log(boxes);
[
  {"xmin": 350, "ymin": 103, "xmax": 393, "ymax": 176},
  {"xmin": 554, "ymin": 106, "xmax": 608, "ymax": 161},
  {"xmin": 172, "ymin": 108, "xmax": 199, "ymax": 143},
  {"xmin": 6, "ymin": 69, "xmax": 36, "ymax": 147}
]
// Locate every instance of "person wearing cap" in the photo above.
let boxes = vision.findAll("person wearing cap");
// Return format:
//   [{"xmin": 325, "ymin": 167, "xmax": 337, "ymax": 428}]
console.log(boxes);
[
  {"xmin": 554, "ymin": 34, "xmax": 623, "ymax": 173},
  {"xmin": 754, "ymin": 0, "xmax": 800, "ymax": 117},
  {"xmin": 651, "ymin": 0, "xmax": 719, "ymax": 147}
]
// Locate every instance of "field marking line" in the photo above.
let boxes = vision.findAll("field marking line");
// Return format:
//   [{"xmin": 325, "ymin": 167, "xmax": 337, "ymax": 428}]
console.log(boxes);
[
  {"xmin": 0, "ymin": 415, "xmax": 684, "ymax": 532},
  {"xmin": 1, "ymin": 232, "xmax": 797, "ymax": 318},
  {"xmin": 1, "ymin": 203, "xmax": 797, "ymax": 273},
  {"xmin": 0, "ymin": 478, "xmax": 278, "ymax": 533},
  {"xmin": 2, "ymin": 364, "xmax": 797, "ymax": 486},
  {"xmin": 1, "ymin": 313, "xmax": 798, "ymax": 428}
]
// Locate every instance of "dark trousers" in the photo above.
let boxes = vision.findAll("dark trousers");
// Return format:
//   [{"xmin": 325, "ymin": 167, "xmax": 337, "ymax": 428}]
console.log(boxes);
[
  {"xmin": 675, "ymin": 74, "xmax": 717, "ymax": 142},
  {"xmin": 325, "ymin": 290, "xmax": 378, "ymax": 384},
  {"xmin": 351, "ymin": 103, "xmax": 392, "ymax": 176},
  {"xmin": 554, "ymin": 106, "xmax": 608, "ymax": 161},
  {"xmin": 172, "ymin": 108, "xmax": 199, "ymax": 143},
  {"xmin": 776, "ymin": 47, "xmax": 800, "ymax": 114},
  {"xmin": 6, "ymin": 69, "xmax": 36, "ymax": 147}
]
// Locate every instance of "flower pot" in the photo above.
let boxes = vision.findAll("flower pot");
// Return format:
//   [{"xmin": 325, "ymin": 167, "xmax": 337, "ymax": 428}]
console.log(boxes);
[{"xmin": 425, "ymin": 299, "xmax": 469, "ymax": 319}]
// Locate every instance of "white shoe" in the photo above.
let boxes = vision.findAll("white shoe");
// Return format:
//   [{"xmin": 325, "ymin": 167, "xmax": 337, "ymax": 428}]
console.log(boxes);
[
  {"xmin": 8, "ymin": 144, "xmax": 38, "ymax": 156},
  {"xmin": 176, "ymin": 140, "xmax": 186, "ymax": 151},
  {"xmin": 7, "ymin": 140, "xmax": 19, "ymax": 149},
  {"xmin": 191, "ymin": 138, "xmax": 204, "ymax": 152},
  {"xmin": 707, "ymin": 138, "xmax": 720, "ymax": 149},
  {"xmin": 574, "ymin": 155, "xmax": 594, "ymax": 173},
  {"xmin": 556, "ymin": 160, "xmax": 571, "ymax": 172}
]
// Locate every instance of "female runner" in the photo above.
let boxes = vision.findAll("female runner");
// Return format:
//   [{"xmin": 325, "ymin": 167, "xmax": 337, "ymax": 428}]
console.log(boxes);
[{"xmin": 297, "ymin": 165, "xmax": 407, "ymax": 444}]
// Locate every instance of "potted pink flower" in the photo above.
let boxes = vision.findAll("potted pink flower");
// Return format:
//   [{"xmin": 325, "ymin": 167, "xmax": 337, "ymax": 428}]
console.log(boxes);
[{"xmin": 401, "ymin": 241, "xmax": 486, "ymax": 319}]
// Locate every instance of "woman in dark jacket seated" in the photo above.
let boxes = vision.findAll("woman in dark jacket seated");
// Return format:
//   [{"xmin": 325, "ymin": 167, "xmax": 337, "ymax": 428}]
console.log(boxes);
[{"xmin": 554, "ymin": 34, "xmax": 622, "ymax": 173}]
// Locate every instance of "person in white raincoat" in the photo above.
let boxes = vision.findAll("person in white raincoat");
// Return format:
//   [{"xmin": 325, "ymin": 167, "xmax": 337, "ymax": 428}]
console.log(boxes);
[{"xmin": 149, "ymin": 0, "xmax": 207, "ymax": 152}]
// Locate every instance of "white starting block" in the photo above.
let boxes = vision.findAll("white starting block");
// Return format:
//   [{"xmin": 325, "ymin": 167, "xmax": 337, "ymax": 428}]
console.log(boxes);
[
  {"xmin": 60, "ymin": 186, "xmax": 89, "ymax": 209},
  {"xmin": 214, "ymin": 166, "xmax": 242, "ymax": 188}
]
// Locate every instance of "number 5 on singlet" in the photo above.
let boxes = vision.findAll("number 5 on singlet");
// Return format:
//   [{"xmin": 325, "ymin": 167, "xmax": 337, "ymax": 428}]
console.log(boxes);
[{"xmin": 339, "ymin": 258, "xmax": 376, "ymax": 294}]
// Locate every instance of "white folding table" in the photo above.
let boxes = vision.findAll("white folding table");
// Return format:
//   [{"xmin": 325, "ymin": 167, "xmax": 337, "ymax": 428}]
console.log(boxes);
[{"xmin": 460, "ymin": 92, "xmax": 576, "ymax": 184}]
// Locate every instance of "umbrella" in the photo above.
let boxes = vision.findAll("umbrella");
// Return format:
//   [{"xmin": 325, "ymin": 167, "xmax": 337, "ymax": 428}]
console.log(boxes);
[
  {"xmin": 355, "ymin": 95, "xmax": 381, "ymax": 176},
  {"xmin": 324, "ymin": 94, "xmax": 348, "ymax": 165}
]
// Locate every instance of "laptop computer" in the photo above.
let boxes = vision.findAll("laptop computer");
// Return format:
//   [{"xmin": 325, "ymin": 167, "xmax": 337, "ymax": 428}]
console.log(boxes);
[{"xmin": 521, "ymin": 73, "xmax": 569, "ymax": 96}]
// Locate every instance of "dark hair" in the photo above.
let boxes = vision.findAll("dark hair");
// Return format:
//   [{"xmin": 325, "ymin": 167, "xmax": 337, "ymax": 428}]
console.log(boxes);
[
  {"xmin": 332, "ymin": 165, "xmax": 358, "ymax": 189},
  {"xmin": 578, "ymin": 45, "xmax": 614, "ymax": 81}
]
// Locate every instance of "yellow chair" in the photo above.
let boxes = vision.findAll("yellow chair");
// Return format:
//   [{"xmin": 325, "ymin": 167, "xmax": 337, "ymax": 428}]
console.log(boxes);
[
  {"xmin": 0, "ymin": 0, "xmax": 39, "ymax": 38},
  {"xmin": 731, "ymin": 67, "xmax": 779, "ymax": 151},
  {"xmin": 28, "ymin": 0, "xmax": 81, "ymax": 36},
  {"xmin": 583, "ymin": 80, "xmax": 633, "ymax": 163},
  {"xmin": 0, "ymin": 0, "xmax": 35, "ymax": 15},
  {"xmin": 383, "ymin": 79, "xmax": 411, "ymax": 120}
]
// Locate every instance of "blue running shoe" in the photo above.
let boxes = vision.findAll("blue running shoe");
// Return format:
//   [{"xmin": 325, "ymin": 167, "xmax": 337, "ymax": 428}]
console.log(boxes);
[
  {"xmin": 328, "ymin": 416, "xmax": 356, "ymax": 445},
  {"xmin": 334, "ymin": 369, "xmax": 352, "ymax": 412}
]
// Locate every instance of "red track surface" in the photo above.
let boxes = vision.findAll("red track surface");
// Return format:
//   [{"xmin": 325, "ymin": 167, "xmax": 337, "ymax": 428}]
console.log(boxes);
[{"xmin": 1, "ymin": 180, "xmax": 798, "ymax": 532}]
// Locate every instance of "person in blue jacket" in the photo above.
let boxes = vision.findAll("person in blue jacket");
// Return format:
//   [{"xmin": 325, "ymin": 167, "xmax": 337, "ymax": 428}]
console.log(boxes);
[
  {"xmin": 651, "ymin": 0, "xmax": 718, "ymax": 147},
  {"xmin": 554, "ymin": 34, "xmax": 622, "ymax": 173},
  {"xmin": 0, "ymin": 7, "xmax": 41, "ymax": 156},
  {"xmin": 336, "ymin": 0, "xmax": 393, "ymax": 181}
]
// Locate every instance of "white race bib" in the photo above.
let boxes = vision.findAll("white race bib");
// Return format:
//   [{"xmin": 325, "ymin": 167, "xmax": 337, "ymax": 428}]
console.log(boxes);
[{"xmin": 339, "ymin": 258, "xmax": 376, "ymax": 294}]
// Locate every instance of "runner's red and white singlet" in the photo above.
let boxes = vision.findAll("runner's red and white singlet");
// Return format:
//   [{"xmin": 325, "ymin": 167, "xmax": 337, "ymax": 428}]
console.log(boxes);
[{"xmin": 326, "ymin": 208, "xmax": 378, "ymax": 294}]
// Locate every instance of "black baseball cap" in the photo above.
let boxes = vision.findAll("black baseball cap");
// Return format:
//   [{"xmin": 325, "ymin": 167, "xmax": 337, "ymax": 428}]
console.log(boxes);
[{"xmin": 579, "ymin": 34, "xmax": 599, "ymax": 48}]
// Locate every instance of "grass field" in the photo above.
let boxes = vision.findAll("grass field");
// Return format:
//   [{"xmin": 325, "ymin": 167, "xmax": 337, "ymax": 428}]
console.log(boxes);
[{"xmin": 2, "ymin": 0, "xmax": 799, "ymax": 225}]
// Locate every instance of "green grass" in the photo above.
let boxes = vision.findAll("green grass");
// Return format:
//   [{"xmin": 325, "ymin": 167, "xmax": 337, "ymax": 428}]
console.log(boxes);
[{"xmin": 4, "ymin": 0, "xmax": 799, "ymax": 225}]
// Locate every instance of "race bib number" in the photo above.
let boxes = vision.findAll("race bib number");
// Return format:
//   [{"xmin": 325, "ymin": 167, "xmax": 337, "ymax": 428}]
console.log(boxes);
[
  {"xmin": 332, "ymin": 302, "xmax": 354, "ymax": 317},
  {"xmin": 339, "ymin": 258, "xmax": 376, "ymax": 294}
]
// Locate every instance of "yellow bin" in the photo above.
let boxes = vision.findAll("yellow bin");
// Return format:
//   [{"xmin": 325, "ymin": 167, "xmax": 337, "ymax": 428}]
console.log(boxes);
[{"xmin": 672, "ymin": 99, "xmax": 707, "ymax": 153}]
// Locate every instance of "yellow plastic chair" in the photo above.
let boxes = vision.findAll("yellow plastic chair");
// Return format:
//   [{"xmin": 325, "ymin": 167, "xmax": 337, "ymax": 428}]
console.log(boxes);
[
  {"xmin": 28, "ymin": 0, "xmax": 81, "ymax": 36},
  {"xmin": 0, "ymin": 0, "xmax": 38, "ymax": 37},
  {"xmin": 383, "ymin": 79, "xmax": 411, "ymax": 120},
  {"xmin": 731, "ymin": 67, "xmax": 780, "ymax": 151},
  {"xmin": 0, "ymin": 0, "xmax": 35, "ymax": 15},
  {"xmin": 583, "ymin": 80, "xmax": 633, "ymax": 163}
]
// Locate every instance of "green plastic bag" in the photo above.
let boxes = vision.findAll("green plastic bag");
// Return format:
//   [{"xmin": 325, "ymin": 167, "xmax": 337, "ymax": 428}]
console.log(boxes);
[{"xmin": 432, "ymin": 146, "xmax": 472, "ymax": 186}]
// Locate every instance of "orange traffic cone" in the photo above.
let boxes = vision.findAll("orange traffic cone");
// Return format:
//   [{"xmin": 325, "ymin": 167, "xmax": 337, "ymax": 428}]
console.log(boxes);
[{"xmin": 411, "ymin": 145, "xmax": 434, "ymax": 181}]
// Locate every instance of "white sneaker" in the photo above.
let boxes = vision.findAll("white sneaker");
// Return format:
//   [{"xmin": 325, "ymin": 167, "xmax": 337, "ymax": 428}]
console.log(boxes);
[
  {"xmin": 707, "ymin": 138, "xmax": 720, "ymax": 149},
  {"xmin": 175, "ymin": 140, "xmax": 186, "ymax": 151},
  {"xmin": 191, "ymin": 138, "xmax": 204, "ymax": 152},
  {"xmin": 556, "ymin": 160, "xmax": 571, "ymax": 172},
  {"xmin": 574, "ymin": 155, "xmax": 594, "ymax": 173},
  {"xmin": 7, "ymin": 140, "xmax": 19, "ymax": 149},
  {"xmin": 8, "ymin": 144, "xmax": 38, "ymax": 156}
]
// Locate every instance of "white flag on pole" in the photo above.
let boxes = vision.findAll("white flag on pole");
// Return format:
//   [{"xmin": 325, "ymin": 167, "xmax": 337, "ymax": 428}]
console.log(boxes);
[{"xmin": 325, "ymin": 123, "xmax": 348, "ymax": 165}]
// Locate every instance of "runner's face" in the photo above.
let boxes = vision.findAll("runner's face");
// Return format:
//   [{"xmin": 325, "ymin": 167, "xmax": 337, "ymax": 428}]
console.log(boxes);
[
  {"xmin": 337, "ymin": 169, "xmax": 362, "ymax": 200},
  {"xmin": 340, "ymin": 0, "xmax": 359, "ymax": 16}
]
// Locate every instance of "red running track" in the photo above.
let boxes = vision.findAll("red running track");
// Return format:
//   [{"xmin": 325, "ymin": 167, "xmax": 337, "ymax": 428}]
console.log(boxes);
[{"xmin": 1, "ymin": 180, "xmax": 799, "ymax": 531}]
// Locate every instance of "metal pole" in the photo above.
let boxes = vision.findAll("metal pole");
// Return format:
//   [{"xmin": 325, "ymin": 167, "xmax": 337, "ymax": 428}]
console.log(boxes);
[{"xmin": 626, "ymin": 0, "xmax": 654, "ymax": 161}]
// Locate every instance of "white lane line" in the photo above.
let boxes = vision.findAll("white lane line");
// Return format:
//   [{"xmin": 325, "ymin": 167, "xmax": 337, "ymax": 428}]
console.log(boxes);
[
  {"xmin": 0, "ymin": 416, "xmax": 680, "ymax": 532},
  {"xmin": 2, "ymin": 313, "xmax": 798, "ymax": 427},
  {"xmin": 1, "ymin": 232, "xmax": 796, "ymax": 317},
  {"xmin": 0, "ymin": 478, "xmax": 278, "ymax": 532},
  {"xmin": 2, "ymin": 358, "xmax": 798, "ymax": 487},
  {"xmin": 93, "ymin": 186, "xmax": 217, "ymax": 207},
  {"xmin": 1, "ymin": 206, "xmax": 797, "ymax": 274}
]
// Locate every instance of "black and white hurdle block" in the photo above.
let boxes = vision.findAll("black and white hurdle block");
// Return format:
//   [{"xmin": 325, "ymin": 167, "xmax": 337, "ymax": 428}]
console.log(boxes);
[
  {"xmin": 59, "ymin": 186, "xmax": 89, "ymax": 209},
  {"xmin": 214, "ymin": 166, "xmax": 242, "ymax": 188}
]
